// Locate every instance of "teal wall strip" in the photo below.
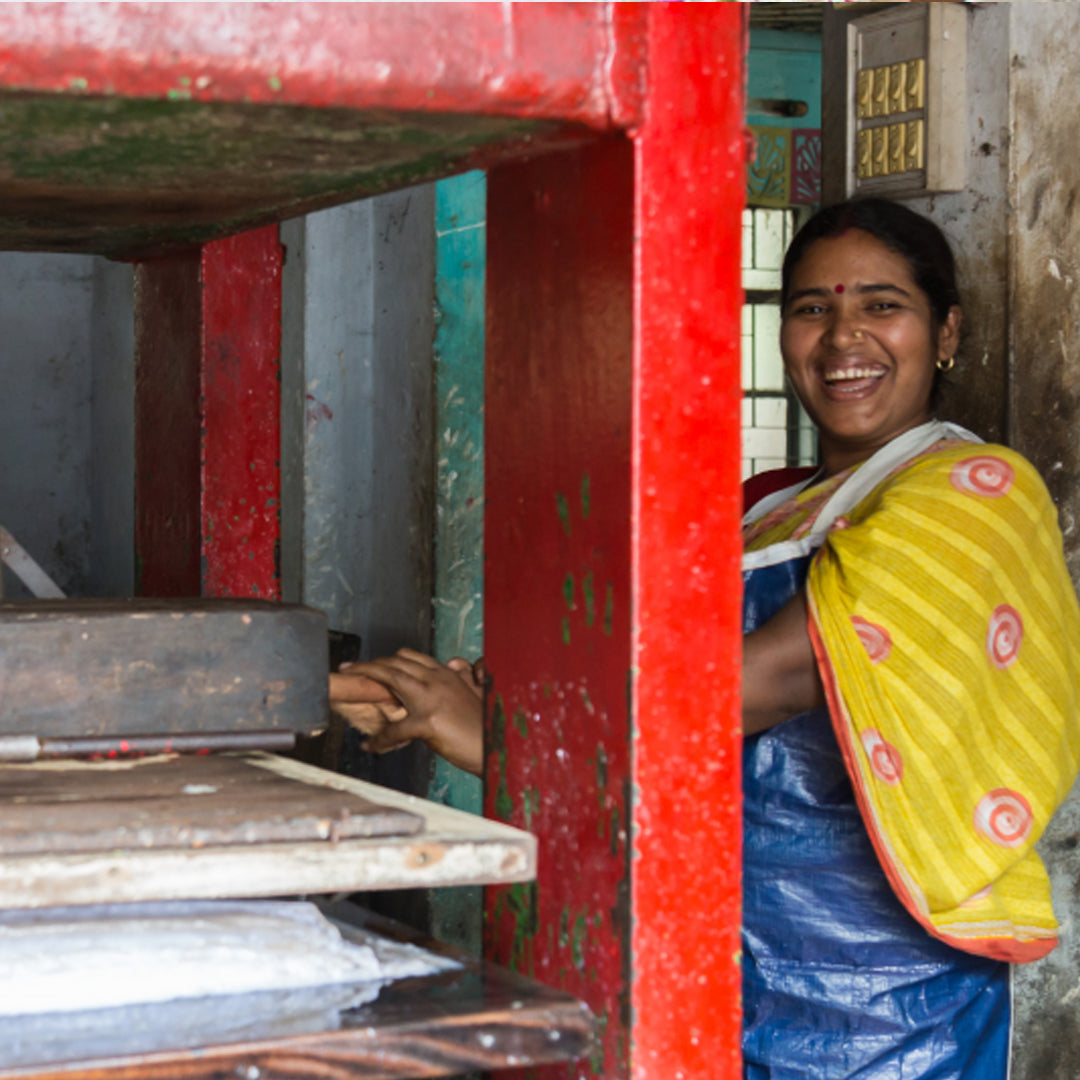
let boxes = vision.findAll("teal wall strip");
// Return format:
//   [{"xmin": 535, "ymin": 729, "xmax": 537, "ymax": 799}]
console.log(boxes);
[{"xmin": 429, "ymin": 170, "xmax": 486, "ymax": 954}]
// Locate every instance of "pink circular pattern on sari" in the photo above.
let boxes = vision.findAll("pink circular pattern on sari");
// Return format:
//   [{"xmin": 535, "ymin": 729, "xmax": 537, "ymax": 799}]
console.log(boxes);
[
  {"xmin": 986, "ymin": 605, "xmax": 1023, "ymax": 669},
  {"xmin": 958, "ymin": 886, "xmax": 992, "ymax": 910},
  {"xmin": 974, "ymin": 788, "xmax": 1033, "ymax": 848},
  {"xmin": 860, "ymin": 728, "xmax": 903, "ymax": 785},
  {"xmin": 851, "ymin": 616, "xmax": 892, "ymax": 663},
  {"xmin": 950, "ymin": 456, "xmax": 1014, "ymax": 497}
]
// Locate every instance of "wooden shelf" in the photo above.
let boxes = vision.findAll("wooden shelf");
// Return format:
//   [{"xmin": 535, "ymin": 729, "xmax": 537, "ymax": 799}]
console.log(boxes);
[
  {"xmin": 0, "ymin": 753, "xmax": 535, "ymax": 909},
  {"xmin": 0, "ymin": 902, "xmax": 595, "ymax": 1080}
]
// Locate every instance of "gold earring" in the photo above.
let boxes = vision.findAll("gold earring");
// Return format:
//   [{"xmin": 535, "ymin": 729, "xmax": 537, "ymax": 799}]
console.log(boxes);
[{"xmin": 937, "ymin": 355, "xmax": 955, "ymax": 372}]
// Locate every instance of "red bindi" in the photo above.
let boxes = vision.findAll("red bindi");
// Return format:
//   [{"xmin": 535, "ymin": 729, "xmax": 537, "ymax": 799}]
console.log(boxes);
[{"xmin": 834, "ymin": 284, "xmax": 845, "ymax": 294}]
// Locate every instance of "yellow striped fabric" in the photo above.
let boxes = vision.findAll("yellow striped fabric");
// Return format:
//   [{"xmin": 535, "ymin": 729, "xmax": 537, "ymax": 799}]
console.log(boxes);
[{"xmin": 748, "ymin": 440, "xmax": 1080, "ymax": 961}]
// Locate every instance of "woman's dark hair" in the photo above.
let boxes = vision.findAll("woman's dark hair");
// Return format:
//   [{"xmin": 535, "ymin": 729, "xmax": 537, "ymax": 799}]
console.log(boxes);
[{"xmin": 780, "ymin": 198, "xmax": 961, "ymax": 329}]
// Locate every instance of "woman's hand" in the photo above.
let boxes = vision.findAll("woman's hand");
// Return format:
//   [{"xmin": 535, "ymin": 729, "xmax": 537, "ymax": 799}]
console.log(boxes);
[
  {"xmin": 329, "ymin": 649, "xmax": 485, "ymax": 776},
  {"xmin": 742, "ymin": 591, "xmax": 826, "ymax": 735}
]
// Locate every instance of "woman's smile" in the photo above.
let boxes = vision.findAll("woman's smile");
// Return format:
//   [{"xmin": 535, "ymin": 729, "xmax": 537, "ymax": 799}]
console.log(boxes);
[{"xmin": 779, "ymin": 228, "xmax": 961, "ymax": 475}]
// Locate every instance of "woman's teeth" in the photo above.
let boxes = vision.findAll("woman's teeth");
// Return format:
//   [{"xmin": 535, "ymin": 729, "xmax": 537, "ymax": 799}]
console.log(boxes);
[{"xmin": 824, "ymin": 367, "xmax": 884, "ymax": 385}]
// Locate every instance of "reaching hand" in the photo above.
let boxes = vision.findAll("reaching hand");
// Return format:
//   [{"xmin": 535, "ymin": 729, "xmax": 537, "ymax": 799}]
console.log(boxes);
[{"xmin": 329, "ymin": 649, "xmax": 484, "ymax": 776}]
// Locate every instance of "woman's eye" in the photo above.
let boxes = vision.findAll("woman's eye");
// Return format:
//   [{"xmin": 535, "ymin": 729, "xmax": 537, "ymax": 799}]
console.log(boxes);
[
  {"xmin": 867, "ymin": 300, "xmax": 898, "ymax": 312},
  {"xmin": 793, "ymin": 304, "xmax": 825, "ymax": 316}
]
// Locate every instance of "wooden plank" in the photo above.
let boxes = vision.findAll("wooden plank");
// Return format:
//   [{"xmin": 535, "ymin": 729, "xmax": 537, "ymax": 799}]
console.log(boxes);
[
  {"xmin": 0, "ymin": 755, "xmax": 422, "ymax": 855},
  {"xmin": 0, "ymin": 754, "xmax": 535, "ymax": 908},
  {"xmin": 0, "ymin": 599, "xmax": 328, "ymax": 737},
  {"xmin": 0, "ymin": 903, "xmax": 594, "ymax": 1080}
]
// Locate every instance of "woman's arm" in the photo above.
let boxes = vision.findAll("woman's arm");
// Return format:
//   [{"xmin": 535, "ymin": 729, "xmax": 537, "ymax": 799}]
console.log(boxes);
[{"xmin": 742, "ymin": 590, "xmax": 825, "ymax": 736}]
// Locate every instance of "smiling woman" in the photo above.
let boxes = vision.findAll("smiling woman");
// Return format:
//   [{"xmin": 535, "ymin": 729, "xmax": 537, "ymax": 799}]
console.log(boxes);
[{"xmin": 739, "ymin": 199, "xmax": 1080, "ymax": 1079}]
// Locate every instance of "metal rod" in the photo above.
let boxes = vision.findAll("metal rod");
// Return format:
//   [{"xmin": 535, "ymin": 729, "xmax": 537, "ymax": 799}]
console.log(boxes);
[{"xmin": 33, "ymin": 730, "xmax": 297, "ymax": 760}]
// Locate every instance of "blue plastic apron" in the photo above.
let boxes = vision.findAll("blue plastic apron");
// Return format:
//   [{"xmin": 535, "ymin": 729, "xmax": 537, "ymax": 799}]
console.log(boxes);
[{"xmin": 741, "ymin": 428, "xmax": 1010, "ymax": 1079}]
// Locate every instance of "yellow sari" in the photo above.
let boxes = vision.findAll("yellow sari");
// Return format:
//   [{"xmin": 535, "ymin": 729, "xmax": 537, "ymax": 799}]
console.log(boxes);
[{"xmin": 746, "ymin": 436, "xmax": 1080, "ymax": 961}]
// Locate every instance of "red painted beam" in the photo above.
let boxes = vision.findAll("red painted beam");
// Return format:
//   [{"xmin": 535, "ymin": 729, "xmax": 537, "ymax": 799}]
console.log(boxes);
[
  {"xmin": 201, "ymin": 226, "xmax": 283, "ymax": 600},
  {"xmin": 485, "ymin": 135, "xmax": 634, "ymax": 1079},
  {"xmin": 631, "ymin": 6, "xmax": 746, "ymax": 1079},
  {"xmin": 135, "ymin": 227, "xmax": 283, "ymax": 599},
  {"xmin": 486, "ymin": 4, "xmax": 746, "ymax": 1078},
  {"xmin": 0, "ymin": 2, "xmax": 646, "ymax": 129},
  {"xmin": 134, "ymin": 252, "xmax": 202, "ymax": 597}
]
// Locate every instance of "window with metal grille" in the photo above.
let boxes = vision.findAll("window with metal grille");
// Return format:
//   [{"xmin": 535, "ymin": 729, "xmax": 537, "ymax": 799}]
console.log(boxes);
[{"xmin": 741, "ymin": 207, "xmax": 816, "ymax": 479}]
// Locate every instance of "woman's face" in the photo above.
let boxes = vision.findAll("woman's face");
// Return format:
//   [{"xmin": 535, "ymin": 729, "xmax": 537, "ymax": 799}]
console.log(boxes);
[{"xmin": 780, "ymin": 228, "xmax": 961, "ymax": 474}]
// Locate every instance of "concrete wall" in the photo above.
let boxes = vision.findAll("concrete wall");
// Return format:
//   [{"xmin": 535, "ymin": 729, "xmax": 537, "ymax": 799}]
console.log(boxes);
[
  {"xmin": 280, "ymin": 185, "xmax": 436, "ymax": 663},
  {"xmin": 824, "ymin": 5, "xmax": 1080, "ymax": 1075},
  {"xmin": 0, "ymin": 253, "xmax": 134, "ymax": 601}
]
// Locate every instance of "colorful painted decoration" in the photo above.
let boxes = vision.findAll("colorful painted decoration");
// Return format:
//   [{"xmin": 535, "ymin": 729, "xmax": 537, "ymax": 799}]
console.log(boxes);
[{"xmin": 747, "ymin": 125, "xmax": 821, "ymax": 208}]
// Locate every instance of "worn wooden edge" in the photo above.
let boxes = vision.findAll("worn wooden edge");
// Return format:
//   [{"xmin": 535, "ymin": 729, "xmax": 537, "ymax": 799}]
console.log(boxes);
[
  {"xmin": 0, "ymin": 903, "xmax": 595, "ymax": 1080},
  {"xmin": 0, "ymin": 753, "xmax": 536, "ymax": 908}
]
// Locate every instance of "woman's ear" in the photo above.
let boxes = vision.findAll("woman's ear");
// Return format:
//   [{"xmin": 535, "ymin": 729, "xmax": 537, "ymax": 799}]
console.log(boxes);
[{"xmin": 938, "ymin": 305, "xmax": 962, "ymax": 363}]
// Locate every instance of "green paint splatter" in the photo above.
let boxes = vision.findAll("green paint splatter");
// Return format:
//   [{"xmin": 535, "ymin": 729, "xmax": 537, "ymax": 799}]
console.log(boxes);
[
  {"xmin": 581, "ymin": 472, "xmax": 591, "ymax": 518},
  {"xmin": 556, "ymin": 492, "xmax": 571, "ymax": 536},
  {"xmin": 490, "ymin": 695, "xmax": 507, "ymax": 752},
  {"xmin": 495, "ymin": 772, "xmax": 513, "ymax": 822},
  {"xmin": 268, "ymin": 75, "xmax": 283, "ymax": 92},
  {"xmin": 580, "ymin": 686, "xmax": 593, "ymax": 712},
  {"xmin": 604, "ymin": 583, "xmax": 615, "ymax": 636},
  {"xmin": 583, "ymin": 571, "xmax": 596, "ymax": 627},
  {"xmin": 562, "ymin": 572, "xmax": 574, "ymax": 610},
  {"xmin": 610, "ymin": 805, "xmax": 620, "ymax": 856},
  {"xmin": 561, "ymin": 617, "xmax": 571, "ymax": 645},
  {"xmin": 513, "ymin": 707, "xmax": 528, "ymax": 738},
  {"xmin": 590, "ymin": 1012, "xmax": 609, "ymax": 1074},
  {"xmin": 166, "ymin": 88, "xmax": 192, "ymax": 101},
  {"xmin": 558, "ymin": 906, "xmax": 570, "ymax": 947},
  {"xmin": 522, "ymin": 787, "xmax": 540, "ymax": 829},
  {"xmin": 68, "ymin": 77, "xmax": 88, "ymax": 92},
  {"xmin": 596, "ymin": 744, "xmax": 608, "ymax": 790},
  {"xmin": 506, "ymin": 882, "xmax": 539, "ymax": 975},
  {"xmin": 570, "ymin": 911, "xmax": 588, "ymax": 970}
]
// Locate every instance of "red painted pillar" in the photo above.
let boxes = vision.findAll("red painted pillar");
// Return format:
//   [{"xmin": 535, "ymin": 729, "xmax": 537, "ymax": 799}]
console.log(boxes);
[
  {"xmin": 134, "ymin": 226, "xmax": 283, "ymax": 599},
  {"xmin": 485, "ymin": 134, "xmax": 635, "ymax": 1080},
  {"xmin": 485, "ymin": 6, "xmax": 745, "ymax": 1078},
  {"xmin": 631, "ymin": 6, "xmax": 746, "ymax": 1079}
]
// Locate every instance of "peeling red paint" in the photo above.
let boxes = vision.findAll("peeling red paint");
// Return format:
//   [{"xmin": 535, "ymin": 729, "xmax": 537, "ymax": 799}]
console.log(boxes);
[
  {"xmin": 486, "ymin": 6, "xmax": 745, "ymax": 1079},
  {"xmin": 486, "ymin": 135, "xmax": 634, "ymax": 1080},
  {"xmin": 632, "ymin": 7, "xmax": 746, "ymax": 1078},
  {"xmin": 0, "ymin": 3, "xmax": 648, "ymax": 129},
  {"xmin": 201, "ymin": 225, "xmax": 283, "ymax": 600},
  {"xmin": 135, "ymin": 226, "xmax": 282, "ymax": 600}
]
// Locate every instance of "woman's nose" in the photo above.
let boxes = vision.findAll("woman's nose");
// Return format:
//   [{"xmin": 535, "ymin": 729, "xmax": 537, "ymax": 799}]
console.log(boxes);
[{"xmin": 823, "ymin": 310, "xmax": 865, "ymax": 348}]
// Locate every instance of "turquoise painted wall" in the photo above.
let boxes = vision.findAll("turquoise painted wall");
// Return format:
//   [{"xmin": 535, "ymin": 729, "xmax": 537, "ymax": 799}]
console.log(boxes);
[{"xmin": 429, "ymin": 170, "xmax": 486, "ymax": 953}]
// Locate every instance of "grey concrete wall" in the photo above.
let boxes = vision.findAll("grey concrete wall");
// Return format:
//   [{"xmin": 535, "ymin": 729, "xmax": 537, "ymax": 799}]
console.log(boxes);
[
  {"xmin": 280, "ymin": 186, "xmax": 437, "ymax": 933},
  {"xmin": 280, "ymin": 186, "xmax": 436, "ymax": 658},
  {"xmin": 1003, "ymin": 7, "xmax": 1080, "ymax": 1077},
  {"xmin": 0, "ymin": 253, "xmax": 95, "ymax": 598},
  {"xmin": 88, "ymin": 259, "xmax": 135, "ymax": 597}
]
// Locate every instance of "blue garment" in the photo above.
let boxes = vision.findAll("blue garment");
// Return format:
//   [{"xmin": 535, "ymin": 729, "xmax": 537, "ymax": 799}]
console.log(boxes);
[{"xmin": 742, "ymin": 553, "xmax": 1010, "ymax": 1079}]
